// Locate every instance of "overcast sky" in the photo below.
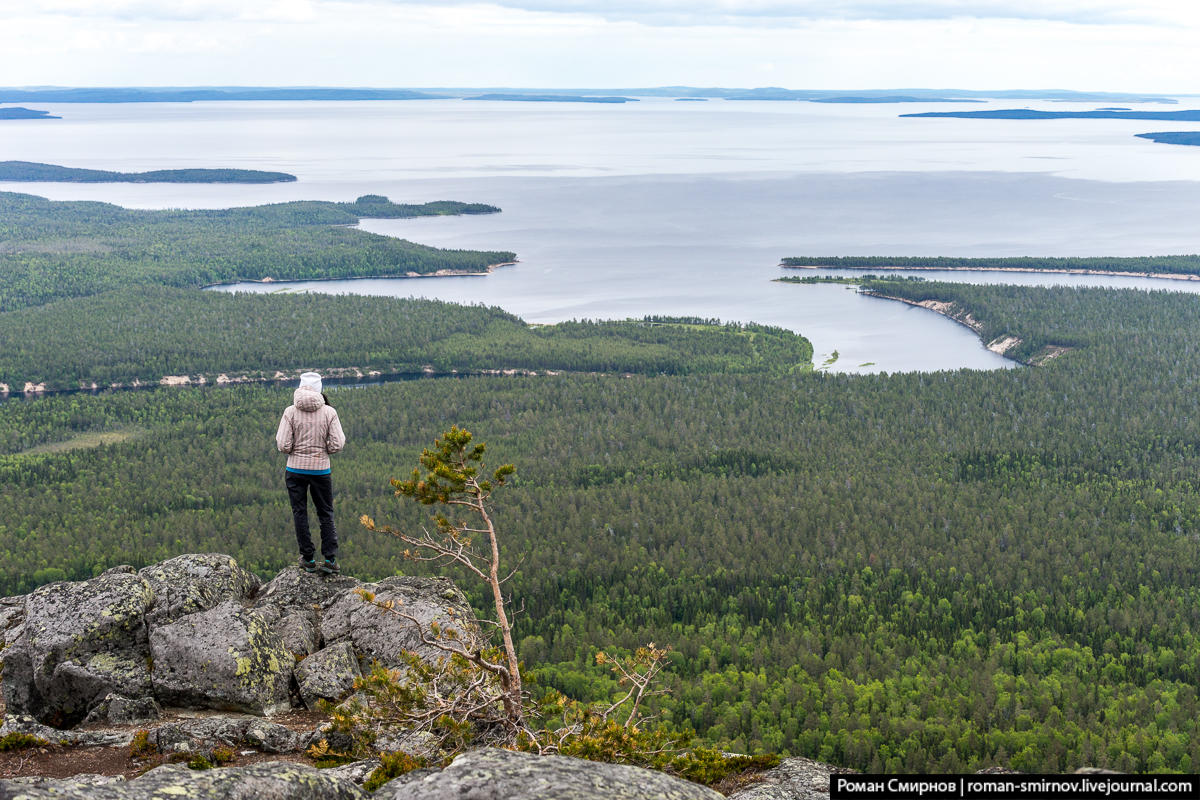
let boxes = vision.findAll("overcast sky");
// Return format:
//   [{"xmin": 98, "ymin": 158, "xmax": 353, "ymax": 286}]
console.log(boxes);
[{"xmin": 2, "ymin": 1, "xmax": 1198, "ymax": 92}]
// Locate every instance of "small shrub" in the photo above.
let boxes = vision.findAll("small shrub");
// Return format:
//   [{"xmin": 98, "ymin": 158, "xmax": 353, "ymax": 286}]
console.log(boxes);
[
  {"xmin": 671, "ymin": 748, "xmax": 780, "ymax": 791},
  {"xmin": 129, "ymin": 730, "xmax": 157, "ymax": 759},
  {"xmin": 211, "ymin": 746, "xmax": 236, "ymax": 765},
  {"xmin": 0, "ymin": 732, "xmax": 49, "ymax": 751},
  {"xmin": 187, "ymin": 755, "xmax": 214, "ymax": 770},
  {"xmin": 308, "ymin": 738, "xmax": 358, "ymax": 768},
  {"xmin": 364, "ymin": 751, "xmax": 428, "ymax": 792}
]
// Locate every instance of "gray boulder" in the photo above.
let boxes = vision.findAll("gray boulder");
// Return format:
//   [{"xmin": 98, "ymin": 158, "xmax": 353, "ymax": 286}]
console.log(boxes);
[
  {"xmin": 254, "ymin": 566, "xmax": 363, "ymax": 657},
  {"xmin": 322, "ymin": 576, "xmax": 479, "ymax": 667},
  {"xmin": 0, "ymin": 596, "xmax": 25, "ymax": 670},
  {"xmin": 296, "ymin": 642, "xmax": 361, "ymax": 710},
  {"xmin": 0, "ymin": 596, "xmax": 24, "ymax": 636},
  {"xmin": 139, "ymin": 553, "xmax": 261, "ymax": 626},
  {"xmin": 81, "ymin": 693, "xmax": 162, "ymax": 726},
  {"xmin": 1, "ymin": 713, "xmax": 133, "ymax": 747},
  {"xmin": 149, "ymin": 599, "xmax": 294, "ymax": 715},
  {"xmin": 150, "ymin": 716, "xmax": 304, "ymax": 756},
  {"xmin": 278, "ymin": 610, "xmax": 321, "ymax": 656},
  {"xmin": 0, "ymin": 761, "xmax": 370, "ymax": 800},
  {"xmin": 377, "ymin": 747, "xmax": 723, "ymax": 800},
  {"xmin": 255, "ymin": 566, "xmax": 360, "ymax": 620},
  {"xmin": 4, "ymin": 774, "xmax": 125, "ymax": 787},
  {"xmin": 726, "ymin": 756, "xmax": 855, "ymax": 800},
  {"xmin": 1, "ymin": 566, "xmax": 154, "ymax": 726},
  {"xmin": 322, "ymin": 757, "xmax": 382, "ymax": 787}
]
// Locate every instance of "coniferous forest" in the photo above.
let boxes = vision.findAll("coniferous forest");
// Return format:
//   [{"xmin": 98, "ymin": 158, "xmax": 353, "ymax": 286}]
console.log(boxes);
[
  {"xmin": 0, "ymin": 192, "xmax": 510, "ymax": 310},
  {"xmin": 782, "ymin": 255, "xmax": 1200, "ymax": 276},
  {"xmin": 4, "ymin": 269, "xmax": 1200, "ymax": 774}
]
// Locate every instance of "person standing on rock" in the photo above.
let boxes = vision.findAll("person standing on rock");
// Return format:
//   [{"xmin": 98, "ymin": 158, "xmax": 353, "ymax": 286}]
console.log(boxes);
[{"xmin": 276, "ymin": 372, "xmax": 346, "ymax": 576}]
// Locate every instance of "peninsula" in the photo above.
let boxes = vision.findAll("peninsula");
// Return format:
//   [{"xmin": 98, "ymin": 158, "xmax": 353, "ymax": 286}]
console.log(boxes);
[
  {"xmin": 0, "ymin": 107, "xmax": 60, "ymax": 120},
  {"xmin": 901, "ymin": 108, "xmax": 1200, "ymax": 121},
  {"xmin": 0, "ymin": 161, "xmax": 297, "ymax": 183},
  {"xmin": 1136, "ymin": 131, "xmax": 1200, "ymax": 147},
  {"xmin": 782, "ymin": 254, "xmax": 1200, "ymax": 278}
]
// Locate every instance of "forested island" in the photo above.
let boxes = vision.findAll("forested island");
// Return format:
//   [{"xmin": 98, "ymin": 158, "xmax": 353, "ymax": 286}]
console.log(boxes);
[
  {"xmin": 4, "ymin": 279, "xmax": 1200, "ymax": 773},
  {"xmin": 1136, "ymin": 131, "xmax": 1200, "ymax": 147},
  {"xmin": 0, "ymin": 107, "xmax": 60, "ymax": 120},
  {"xmin": 465, "ymin": 94, "xmax": 637, "ymax": 103},
  {"xmin": 0, "ymin": 88, "xmax": 444, "ymax": 103},
  {"xmin": 809, "ymin": 96, "xmax": 981, "ymax": 104},
  {"xmin": 782, "ymin": 254, "xmax": 1200, "ymax": 277},
  {"xmin": 0, "ymin": 191, "xmax": 508, "ymax": 310},
  {"xmin": 0, "ymin": 161, "xmax": 297, "ymax": 183},
  {"xmin": 902, "ymin": 109, "xmax": 1200, "ymax": 121}
]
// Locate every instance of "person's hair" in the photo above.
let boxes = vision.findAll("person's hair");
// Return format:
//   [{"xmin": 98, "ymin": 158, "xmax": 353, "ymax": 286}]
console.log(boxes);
[{"xmin": 322, "ymin": 392, "xmax": 334, "ymax": 409}]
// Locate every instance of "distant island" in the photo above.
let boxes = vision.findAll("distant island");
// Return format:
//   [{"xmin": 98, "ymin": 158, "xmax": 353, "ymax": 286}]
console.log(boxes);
[
  {"xmin": 675, "ymin": 98, "xmax": 708, "ymax": 102},
  {"xmin": 0, "ymin": 161, "xmax": 297, "ymax": 184},
  {"xmin": 0, "ymin": 88, "xmax": 444, "ymax": 103},
  {"xmin": 0, "ymin": 107, "xmax": 60, "ymax": 120},
  {"xmin": 808, "ymin": 96, "xmax": 982, "ymax": 104},
  {"xmin": 464, "ymin": 94, "xmax": 637, "ymax": 104},
  {"xmin": 1136, "ymin": 132, "xmax": 1200, "ymax": 147},
  {"xmin": 902, "ymin": 109, "xmax": 1200, "ymax": 121},
  {"xmin": 782, "ymin": 255, "xmax": 1200, "ymax": 278},
  {"xmin": 0, "ymin": 86, "xmax": 1179, "ymax": 105}
]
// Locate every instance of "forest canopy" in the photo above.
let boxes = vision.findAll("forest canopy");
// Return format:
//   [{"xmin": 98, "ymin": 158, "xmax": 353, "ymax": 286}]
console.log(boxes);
[
  {"xmin": 3, "ymin": 281, "xmax": 1200, "ymax": 774},
  {"xmin": 0, "ymin": 288, "xmax": 814, "ymax": 389},
  {"xmin": 0, "ymin": 191, "xmax": 510, "ymax": 310}
]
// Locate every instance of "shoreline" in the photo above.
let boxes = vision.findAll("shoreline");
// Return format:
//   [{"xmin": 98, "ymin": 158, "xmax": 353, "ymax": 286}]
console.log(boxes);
[
  {"xmin": 781, "ymin": 264, "xmax": 1200, "ymax": 282},
  {"xmin": 860, "ymin": 290, "xmax": 1069, "ymax": 366},
  {"xmin": 201, "ymin": 261, "xmax": 518, "ymax": 290}
]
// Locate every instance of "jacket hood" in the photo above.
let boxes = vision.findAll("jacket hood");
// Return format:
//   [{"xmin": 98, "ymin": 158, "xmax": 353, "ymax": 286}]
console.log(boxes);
[{"xmin": 294, "ymin": 387, "xmax": 325, "ymax": 412}]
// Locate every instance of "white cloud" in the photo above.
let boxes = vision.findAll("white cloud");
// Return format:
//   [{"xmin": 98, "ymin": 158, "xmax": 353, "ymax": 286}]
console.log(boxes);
[
  {"xmin": 2, "ymin": 0, "xmax": 1195, "ymax": 26},
  {"xmin": 0, "ymin": 0, "xmax": 1197, "ymax": 91}
]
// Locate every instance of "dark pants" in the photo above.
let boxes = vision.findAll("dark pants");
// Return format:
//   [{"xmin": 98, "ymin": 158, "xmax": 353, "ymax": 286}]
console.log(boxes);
[{"xmin": 286, "ymin": 470, "xmax": 338, "ymax": 561}]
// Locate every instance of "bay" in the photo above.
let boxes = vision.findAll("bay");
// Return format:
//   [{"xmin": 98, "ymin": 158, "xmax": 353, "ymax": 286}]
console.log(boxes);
[{"xmin": 5, "ymin": 98, "xmax": 1200, "ymax": 373}]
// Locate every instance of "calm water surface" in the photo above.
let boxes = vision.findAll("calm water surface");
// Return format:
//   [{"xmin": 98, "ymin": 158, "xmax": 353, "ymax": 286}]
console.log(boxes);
[{"xmin": 5, "ymin": 98, "xmax": 1200, "ymax": 373}]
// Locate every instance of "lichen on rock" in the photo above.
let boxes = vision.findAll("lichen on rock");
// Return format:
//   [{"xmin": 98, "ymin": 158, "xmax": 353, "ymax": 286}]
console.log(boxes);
[
  {"xmin": 138, "ymin": 553, "xmax": 261, "ymax": 627},
  {"xmin": 376, "ymin": 747, "xmax": 724, "ymax": 800},
  {"xmin": 0, "ymin": 761, "xmax": 371, "ymax": 799},
  {"xmin": 296, "ymin": 642, "xmax": 361, "ymax": 710},
  {"xmin": 321, "ymin": 576, "xmax": 479, "ymax": 667},
  {"xmin": 2, "ymin": 567, "xmax": 154, "ymax": 727},
  {"xmin": 149, "ymin": 599, "xmax": 293, "ymax": 715}
]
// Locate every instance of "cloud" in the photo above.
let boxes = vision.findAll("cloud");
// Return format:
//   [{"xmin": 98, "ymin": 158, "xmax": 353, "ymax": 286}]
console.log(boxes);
[
  {"xmin": 1, "ymin": 0, "xmax": 1194, "ymax": 27},
  {"xmin": 368, "ymin": 0, "xmax": 1197, "ymax": 28}
]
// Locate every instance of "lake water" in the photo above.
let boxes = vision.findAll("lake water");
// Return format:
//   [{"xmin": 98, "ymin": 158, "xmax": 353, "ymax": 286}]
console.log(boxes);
[{"xmin": 5, "ymin": 97, "xmax": 1200, "ymax": 373}]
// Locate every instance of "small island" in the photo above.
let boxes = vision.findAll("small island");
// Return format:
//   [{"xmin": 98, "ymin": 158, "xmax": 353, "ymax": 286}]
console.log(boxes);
[
  {"xmin": 0, "ymin": 161, "xmax": 297, "ymax": 184},
  {"xmin": 0, "ymin": 108, "xmax": 60, "ymax": 120},
  {"xmin": 464, "ymin": 94, "xmax": 637, "ymax": 104},
  {"xmin": 1136, "ymin": 132, "xmax": 1200, "ymax": 147}
]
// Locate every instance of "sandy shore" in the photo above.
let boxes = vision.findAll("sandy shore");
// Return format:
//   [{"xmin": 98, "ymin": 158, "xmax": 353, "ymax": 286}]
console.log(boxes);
[
  {"xmin": 782, "ymin": 264, "xmax": 1200, "ymax": 282},
  {"xmin": 861, "ymin": 289, "xmax": 1070, "ymax": 366}
]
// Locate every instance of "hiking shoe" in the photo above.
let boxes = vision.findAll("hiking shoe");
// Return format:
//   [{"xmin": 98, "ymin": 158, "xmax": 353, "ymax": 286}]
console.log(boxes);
[
  {"xmin": 300, "ymin": 556, "xmax": 318, "ymax": 573},
  {"xmin": 320, "ymin": 559, "xmax": 341, "ymax": 577}
]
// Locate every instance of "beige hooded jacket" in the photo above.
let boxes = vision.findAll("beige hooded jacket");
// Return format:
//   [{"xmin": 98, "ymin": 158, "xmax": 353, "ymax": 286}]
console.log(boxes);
[{"xmin": 276, "ymin": 387, "xmax": 346, "ymax": 472}]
